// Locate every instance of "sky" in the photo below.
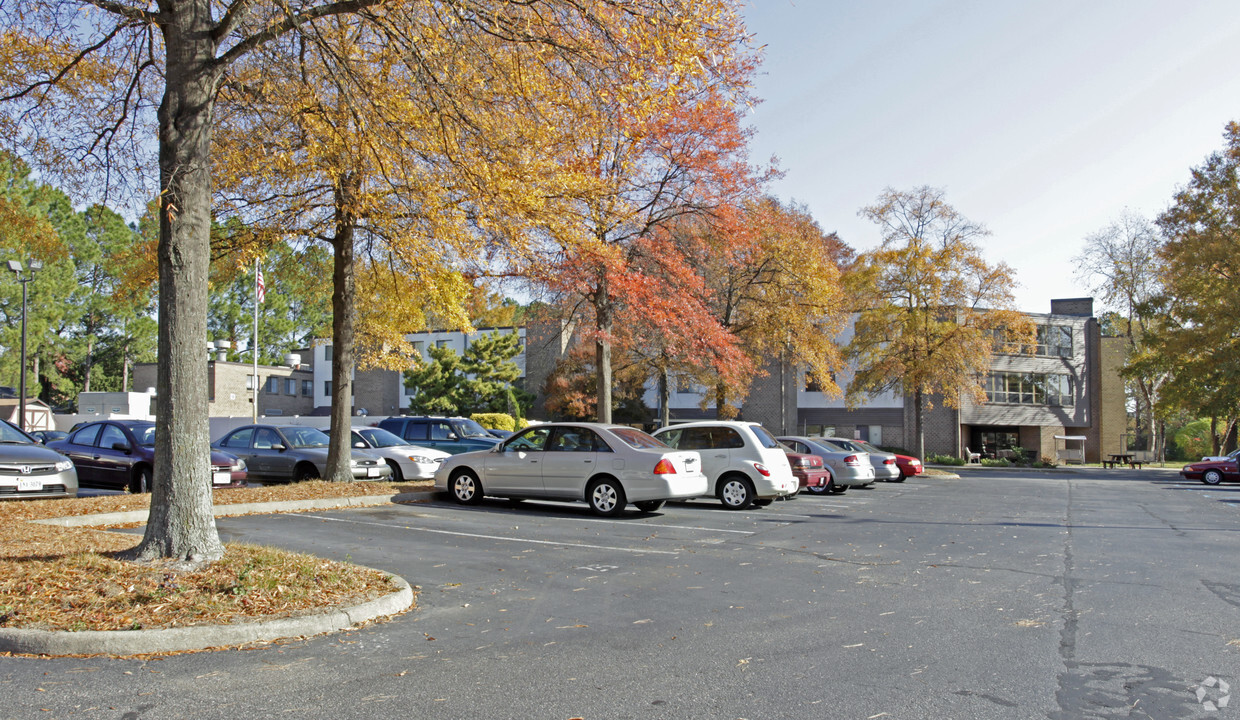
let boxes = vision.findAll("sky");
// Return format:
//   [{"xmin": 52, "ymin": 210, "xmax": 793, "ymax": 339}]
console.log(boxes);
[{"xmin": 741, "ymin": 0, "xmax": 1240, "ymax": 312}]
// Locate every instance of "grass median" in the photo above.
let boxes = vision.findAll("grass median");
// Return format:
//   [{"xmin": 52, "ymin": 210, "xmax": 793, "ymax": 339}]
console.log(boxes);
[{"xmin": 1, "ymin": 480, "xmax": 433, "ymax": 633}]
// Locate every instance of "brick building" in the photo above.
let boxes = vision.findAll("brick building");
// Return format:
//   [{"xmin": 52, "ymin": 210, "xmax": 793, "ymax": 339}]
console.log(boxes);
[{"xmin": 132, "ymin": 359, "xmax": 315, "ymax": 418}]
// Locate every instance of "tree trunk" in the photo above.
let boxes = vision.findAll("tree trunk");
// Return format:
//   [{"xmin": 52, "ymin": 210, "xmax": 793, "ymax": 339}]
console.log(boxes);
[
  {"xmin": 122, "ymin": 4, "xmax": 224, "ymax": 566},
  {"xmin": 913, "ymin": 389, "xmax": 925, "ymax": 461},
  {"xmin": 658, "ymin": 367, "xmax": 670, "ymax": 428},
  {"xmin": 325, "ymin": 174, "xmax": 360, "ymax": 482},
  {"xmin": 83, "ymin": 335, "xmax": 94, "ymax": 393},
  {"xmin": 594, "ymin": 275, "xmax": 613, "ymax": 424}
]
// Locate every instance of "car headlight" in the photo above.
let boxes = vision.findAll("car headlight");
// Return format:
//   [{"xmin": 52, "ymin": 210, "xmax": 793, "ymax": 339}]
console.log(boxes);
[
  {"xmin": 231, "ymin": 458, "xmax": 247, "ymax": 471},
  {"xmin": 408, "ymin": 455, "xmax": 439, "ymax": 464},
  {"xmin": 55, "ymin": 459, "xmax": 73, "ymax": 472}
]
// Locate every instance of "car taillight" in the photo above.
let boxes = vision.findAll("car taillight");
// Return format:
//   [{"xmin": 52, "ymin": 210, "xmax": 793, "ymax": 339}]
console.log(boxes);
[
  {"xmin": 753, "ymin": 463, "xmax": 771, "ymax": 477},
  {"xmin": 795, "ymin": 458, "xmax": 811, "ymax": 468},
  {"xmin": 884, "ymin": 458, "xmax": 895, "ymax": 465},
  {"xmin": 653, "ymin": 459, "xmax": 676, "ymax": 475},
  {"xmin": 844, "ymin": 455, "xmax": 861, "ymax": 466}
]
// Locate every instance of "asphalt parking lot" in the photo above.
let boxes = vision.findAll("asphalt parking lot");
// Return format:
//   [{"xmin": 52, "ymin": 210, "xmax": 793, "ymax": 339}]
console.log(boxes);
[{"xmin": 7, "ymin": 468, "xmax": 1240, "ymax": 719}]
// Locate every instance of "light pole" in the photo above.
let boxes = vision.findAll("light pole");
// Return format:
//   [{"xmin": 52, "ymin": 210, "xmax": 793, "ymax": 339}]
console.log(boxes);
[{"xmin": 7, "ymin": 259, "xmax": 42, "ymax": 431}]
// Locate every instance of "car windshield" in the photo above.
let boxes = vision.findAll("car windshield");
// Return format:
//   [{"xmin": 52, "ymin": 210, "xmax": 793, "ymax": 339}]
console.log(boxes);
[
  {"xmin": 455, "ymin": 419, "xmax": 494, "ymax": 438},
  {"xmin": 857, "ymin": 441, "xmax": 884, "ymax": 454},
  {"xmin": 748, "ymin": 425, "xmax": 781, "ymax": 449},
  {"xmin": 129, "ymin": 425, "xmax": 157, "ymax": 447},
  {"xmin": 811, "ymin": 440, "xmax": 845, "ymax": 453},
  {"xmin": 0, "ymin": 421, "xmax": 33, "ymax": 444},
  {"xmin": 830, "ymin": 439, "xmax": 864, "ymax": 452},
  {"xmin": 281, "ymin": 426, "xmax": 330, "ymax": 448},
  {"xmin": 358, "ymin": 427, "xmax": 407, "ymax": 448},
  {"xmin": 610, "ymin": 427, "xmax": 668, "ymax": 449}
]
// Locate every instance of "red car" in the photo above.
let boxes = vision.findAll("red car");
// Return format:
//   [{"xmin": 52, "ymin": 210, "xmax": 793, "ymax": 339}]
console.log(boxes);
[
  {"xmin": 1181, "ymin": 458, "xmax": 1239, "ymax": 485},
  {"xmin": 894, "ymin": 454, "xmax": 923, "ymax": 482},
  {"xmin": 783, "ymin": 450, "xmax": 830, "ymax": 494}
]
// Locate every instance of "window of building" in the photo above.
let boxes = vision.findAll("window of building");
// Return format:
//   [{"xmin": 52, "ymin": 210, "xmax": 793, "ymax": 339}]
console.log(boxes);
[
  {"xmin": 411, "ymin": 341, "xmax": 424, "ymax": 358},
  {"xmin": 675, "ymin": 375, "xmax": 695, "ymax": 394},
  {"xmin": 265, "ymin": 377, "xmax": 279, "ymax": 394},
  {"xmin": 324, "ymin": 380, "xmax": 333, "ymax": 396},
  {"xmin": 285, "ymin": 378, "xmax": 297, "ymax": 395},
  {"xmin": 1036, "ymin": 325, "xmax": 1073, "ymax": 358},
  {"xmin": 323, "ymin": 345, "xmax": 333, "ymax": 362},
  {"xmin": 984, "ymin": 372, "xmax": 1073, "ymax": 406},
  {"xmin": 302, "ymin": 380, "xmax": 313, "ymax": 396},
  {"xmin": 436, "ymin": 340, "xmax": 450, "ymax": 349}
]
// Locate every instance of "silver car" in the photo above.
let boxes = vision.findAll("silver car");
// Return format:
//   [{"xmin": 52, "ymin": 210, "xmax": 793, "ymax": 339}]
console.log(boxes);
[
  {"xmin": 822, "ymin": 437, "xmax": 900, "ymax": 481},
  {"xmin": 348, "ymin": 426, "xmax": 448, "ymax": 481},
  {"xmin": 0, "ymin": 420, "xmax": 78, "ymax": 499},
  {"xmin": 435, "ymin": 422, "xmax": 707, "ymax": 517},
  {"xmin": 213, "ymin": 424, "xmax": 390, "ymax": 483},
  {"xmin": 777, "ymin": 436, "xmax": 875, "ymax": 494}
]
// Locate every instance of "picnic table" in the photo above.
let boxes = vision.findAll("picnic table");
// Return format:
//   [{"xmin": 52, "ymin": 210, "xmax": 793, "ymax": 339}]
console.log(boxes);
[{"xmin": 1103, "ymin": 453, "xmax": 1143, "ymax": 469}]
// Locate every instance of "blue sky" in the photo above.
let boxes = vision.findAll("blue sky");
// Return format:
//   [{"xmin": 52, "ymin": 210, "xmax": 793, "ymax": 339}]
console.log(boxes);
[{"xmin": 742, "ymin": 0, "xmax": 1240, "ymax": 311}]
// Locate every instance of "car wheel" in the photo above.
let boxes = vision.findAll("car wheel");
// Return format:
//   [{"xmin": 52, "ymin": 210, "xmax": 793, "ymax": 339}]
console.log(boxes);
[
  {"xmin": 808, "ymin": 476, "xmax": 833, "ymax": 495},
  {"xmin": 129, "ymin": 466, "xmax": 151, "ymax": 494},
  {"xmin": 1203, "ymin": 469, "xmax": 1225, "ymax": 486},
  {"xmin": 718, "ymin": 475, "xmax": 755, "ymax": 510},
  {"xmin": 893, "ymin": 473, "xmax": 907, "ymax": 483},
  {"xmin": 831, "ymin": 484, "xmax": 848, "ymax": 494},
  {"xmin": 587, "ymin": 477, "xmax": 626, "ymax": 517},
  {"xmin": 293, "ymin": 463, "xmax": 320, "ymax": 484},
  {"xmin": 386, "ymin": 460, "xmax": 404, "ymax": 483},
  {"xmin": 635, "ymin": 500, "xmax": 666, "ymax": 513},
  {"xmin": 449, "ymin": 469, "xmax": 485, "ymax": 505}
]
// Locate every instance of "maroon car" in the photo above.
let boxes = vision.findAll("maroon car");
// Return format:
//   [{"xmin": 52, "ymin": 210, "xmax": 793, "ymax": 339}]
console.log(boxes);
[
  {"xmin": 1181, "ymin": 458, "xmax": 1239, "ymax": 485},
  {"xmin": 784, "ymin": 449, "xmax": 830, "ymax": 494}
]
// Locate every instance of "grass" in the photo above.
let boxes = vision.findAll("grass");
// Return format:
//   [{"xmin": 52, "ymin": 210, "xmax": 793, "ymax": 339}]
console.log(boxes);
[{"xmin": 0, "ymin": 480, "xmax": 433, "ymax": 633}]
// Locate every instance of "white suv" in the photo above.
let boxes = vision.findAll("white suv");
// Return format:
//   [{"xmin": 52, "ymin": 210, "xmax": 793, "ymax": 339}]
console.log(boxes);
[{"xmin": 652, "ymin": 421, "xmax": 798, "ymax": 509}]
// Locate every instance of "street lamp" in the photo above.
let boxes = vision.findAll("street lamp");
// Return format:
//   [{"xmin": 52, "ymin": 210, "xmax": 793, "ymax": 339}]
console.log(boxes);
[{"xmin": 8, "ymin": 259, "xmax": 42, "ymax": 431}]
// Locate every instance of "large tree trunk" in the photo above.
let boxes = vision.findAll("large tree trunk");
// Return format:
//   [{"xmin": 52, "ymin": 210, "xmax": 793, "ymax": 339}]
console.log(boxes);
[
  {"xmin": 594, "ymin": 275, "xmax": 613, "ymax": 424},
  {"xmin": 658, "ymin": 367, "xmax": 670, "ymax": 428},
  {"xmin": 325, "ymin": 174, "xmax": 360, "ymax": 482},
  {"xmin": 122, "ymin": 4, "xmax": 224, "ymax": 565},
  {"xmin": 913, "ymin": 389, "xmax": 925, "ymax": 461}
]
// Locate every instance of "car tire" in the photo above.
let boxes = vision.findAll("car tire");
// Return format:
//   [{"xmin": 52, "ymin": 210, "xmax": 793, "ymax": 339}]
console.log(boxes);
[
  {"xmin": 635, "ymin": 500, "xmax": 666, "ymax": 513},
  {"xmin": 831, "ymin": 484, "xmax": 848, "ymax": 494},
  {"xmin": 1203, "ymin": 469, "xmax": 1224, "ymax": 486},
  {"xmin": 808, "ymin": 476, "xmax": 833, "ymax": 495},
  {"xmin": 293, "ymin": 463, "xmax": 320, "ymax": 484},
  {"xmin": 893, "ymin": 473, "xmax": 907, "ymax": 482},
  {"xmin": 130, "ymin": 466, "xmax": 151, "ymax": 494},
  {"xmin": 449, "ymin": 469, "xmax": 485, "ymax": 505},
  {"xmin": 587, "ymin": 477, "xmax": 626, "ymax": 517},
  {"xmin": 718, "ymin": 475, "xmax": 755, "ymax": 510},
  {"xmin": 386, "ymin": 460, "xmax": 404, "ymax": 483}
]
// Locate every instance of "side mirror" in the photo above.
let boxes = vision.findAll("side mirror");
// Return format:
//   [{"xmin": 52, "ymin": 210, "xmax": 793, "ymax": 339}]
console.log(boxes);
[
  {"xmin": 353, "ymin": 441, "xmax": 367, "ymax": 448},
  {"xmin": 271, "ymin": 443, "xmax": 286, "ymax": 452},
  {"xmin": 447, "ymin": 433, "xmax": 459, "ymax": 441},
  {"xmin": 111, "ymin": 442, "xmax": 131, "ymax": 453}
]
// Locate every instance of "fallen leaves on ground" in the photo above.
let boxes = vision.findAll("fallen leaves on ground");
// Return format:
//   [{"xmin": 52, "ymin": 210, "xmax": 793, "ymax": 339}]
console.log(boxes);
[{"xmin": 0, "ymin": 480, "xmax": 433, "ymax": 632}]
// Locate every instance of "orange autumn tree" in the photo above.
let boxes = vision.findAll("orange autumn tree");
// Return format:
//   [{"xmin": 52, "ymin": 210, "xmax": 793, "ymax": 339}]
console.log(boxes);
[
  {"xmin": 526, "ymin": 9, "xmax": 768, "ymax": 422},
  {"xmin": 847, "ymin": 186, "xmax": 1033, "ymax": 460}
]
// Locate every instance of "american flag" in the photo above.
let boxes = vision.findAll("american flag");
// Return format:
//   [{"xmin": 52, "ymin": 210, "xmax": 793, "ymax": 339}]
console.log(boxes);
[{"xmin": 256, "ymin": 266, "xmax": 266, "ymax": 304}]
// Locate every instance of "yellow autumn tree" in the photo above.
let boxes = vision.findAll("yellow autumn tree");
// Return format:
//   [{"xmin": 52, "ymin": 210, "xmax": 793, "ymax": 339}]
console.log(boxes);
[{"xmin": 847, "ymin": 186, "xmax": 1033, "ymax": 459}]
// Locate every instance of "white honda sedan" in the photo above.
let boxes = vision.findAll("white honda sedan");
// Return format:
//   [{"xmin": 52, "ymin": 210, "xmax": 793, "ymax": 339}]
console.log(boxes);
[
  {"xmin": 349, "ymin": 426, "xmax": 449, "ymax": 481},
  {"xmin": 434, "ymin": 422, "xmax": 707, "ymax": 517}
]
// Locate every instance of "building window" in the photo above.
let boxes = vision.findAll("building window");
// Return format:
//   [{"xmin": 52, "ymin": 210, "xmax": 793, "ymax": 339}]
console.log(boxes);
[
  {"xmin": 323, "ymin": 345, "xmax": 334, "ymax": 362},
  {"xmin": 675, "ymin": 375, "xmax": 696, "ymax": 394},
  {"xmin": 984, "ymin": 372, "xmax": 1073, "ymax": 406},
  {"xmin": 411, "ymin": 341, "xmax": 424, "ymax": 358},
  {"xmin": 302, "ymin": 380, "xmax": 313, "ymax": 396},
  {"xmin": 436, "ymin": 339, "xmax": 450, "ymax": 349},
  {"xmin": 1036, "ymin": 325, "xmax": 1073, "ymax": 358},
  {"xmin": 324, "ymin": 380, "xmax": 333, "ymax": 396},
  {"xmin": 265, "ymin": 377, "xmax": 279, "ymax": 394},
  {"xmin": 285, "ymin": 378, "xmax": 296, "ymax": 395}
]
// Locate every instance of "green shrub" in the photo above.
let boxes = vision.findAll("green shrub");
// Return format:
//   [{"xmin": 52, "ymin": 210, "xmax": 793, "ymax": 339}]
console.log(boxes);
[
  {"xmin": 927, "ymin": 454, "xmax": 966, "ymax": 466},
  {"xmin": 471, "ymin": 413, "xmax": 516, "ymax": 431},
  {"xmin": 980, "ymin": 457, "xmax": 1011, "ymax": 467}
]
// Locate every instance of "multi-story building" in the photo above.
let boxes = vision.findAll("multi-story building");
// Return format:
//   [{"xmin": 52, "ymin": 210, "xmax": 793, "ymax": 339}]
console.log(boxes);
[{"xmin": 133, "ymin": 351, "xmax": 315, "ymax": 418}]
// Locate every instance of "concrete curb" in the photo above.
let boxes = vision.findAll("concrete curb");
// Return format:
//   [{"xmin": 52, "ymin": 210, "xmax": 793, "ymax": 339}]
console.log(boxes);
[
  {"xmin": 0, "ymin": 570, "xmax": 414, "ymax": 656},
  {"xmin": 7, "ymin": 490, "xmax": 439, "ymax": 656},
  {"xmin": 33, "ymin": 490, "xmax": 439, "ymax": 528}
]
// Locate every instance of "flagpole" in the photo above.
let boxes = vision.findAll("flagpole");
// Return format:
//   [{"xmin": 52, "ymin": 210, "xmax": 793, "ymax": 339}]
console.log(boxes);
[{"xmin": 253, "ymin": 258, "xmax": 259, "ymax": 423}]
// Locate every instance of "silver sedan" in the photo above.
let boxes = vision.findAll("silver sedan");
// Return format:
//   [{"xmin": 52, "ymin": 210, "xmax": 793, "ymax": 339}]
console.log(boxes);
[
  {"xmin": 778, "ymin": 436, "xmax": 875, "ymax": 494},
  {"xmin": 435, "ymin": 422, "xmax": 707, "ymax": 517}
]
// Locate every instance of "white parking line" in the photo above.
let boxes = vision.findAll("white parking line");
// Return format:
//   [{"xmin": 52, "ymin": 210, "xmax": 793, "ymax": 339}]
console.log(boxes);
[
  {"xmin": 293, "ymin": 514, "xmax": 682, "ymax": 555},
  {"xmin": 419, "ymin": 501, "xmax": 757, "ymax": 535}
]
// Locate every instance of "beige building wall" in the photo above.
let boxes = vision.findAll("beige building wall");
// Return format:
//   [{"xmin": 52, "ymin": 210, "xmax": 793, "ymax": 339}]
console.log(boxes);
[{"xmin": 132, "ymin": 361, "xmax": 314, "ymax": 418}]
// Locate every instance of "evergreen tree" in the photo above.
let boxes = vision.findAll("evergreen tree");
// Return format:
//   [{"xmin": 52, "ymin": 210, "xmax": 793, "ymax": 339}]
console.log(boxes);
[{"xmin": 403, "ymin": 343, "xmax": 465, "ymax": 415}]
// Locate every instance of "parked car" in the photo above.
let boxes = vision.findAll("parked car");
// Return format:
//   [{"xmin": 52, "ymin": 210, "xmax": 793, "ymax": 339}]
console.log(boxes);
[
  {"xmin": 1181, "ymin": 458, "xmax": 1240, "ymax": 485},
  {"xmin": 435, "ymin": 422, "xmax": 707, "ymax": 517},
  {"xmin": 0, "ymin": 419, "xmax": 78, "ymax": 500},
  {"xmin": 29, "ymin": 429, "xmax": 68, "ymax": 445},
  {"xmin": 783, "ymin": 448, "xmax": 830, "ymax": 495},
  {"xmin": 822, "ymin": 437, "xmax": 900, "ymax": 481},
  {"xmin": 347, "ymin": 425, "xmax": 449, "ymax": 481},
  {"xmin": 1201, "ymin": 449, "xmax": 1240, "ymax": 462},
  {"xmin": 47, "ymin": 419, "xmax": 245, "ymax": 492},
  {"xmin": 776, "ymin": 436, "xmax": 875, "ymax": 494},
  {"xmin": 652, "ymin": 421, "xmax": 798, "ymax": 510},
  {"xmin": 213, "ymin": 424, "xmax": 389, "ymax": 483},
  {"xmin": 892, "ymin": 453, "xmax": 923, "ymax": 481},
  {"xmin": 378, "ymin": 416, "xmax": 503, "ymax": 455}
]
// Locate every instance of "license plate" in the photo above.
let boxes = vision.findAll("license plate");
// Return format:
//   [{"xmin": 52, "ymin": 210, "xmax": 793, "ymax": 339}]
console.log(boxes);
[
  {"xmin": 212, "ymin": 471, "xmax": 231, "ymax": 485},
  {"xmin": 367, "ymin": 467, "xmax": 381, "ymax": 477},
  {"xmin": 17, "ymin": 478, "xmax": 42, "ymax": 492}
]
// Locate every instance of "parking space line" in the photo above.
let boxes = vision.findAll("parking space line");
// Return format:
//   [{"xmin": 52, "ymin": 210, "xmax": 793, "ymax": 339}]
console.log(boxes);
[
  {"xmin": 293, "ymin": 514, "xmax": 682, "ymax": 555},
  {"xmin": 418, "ymin": 501, "xmax": 757, "ymax": 534}
]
